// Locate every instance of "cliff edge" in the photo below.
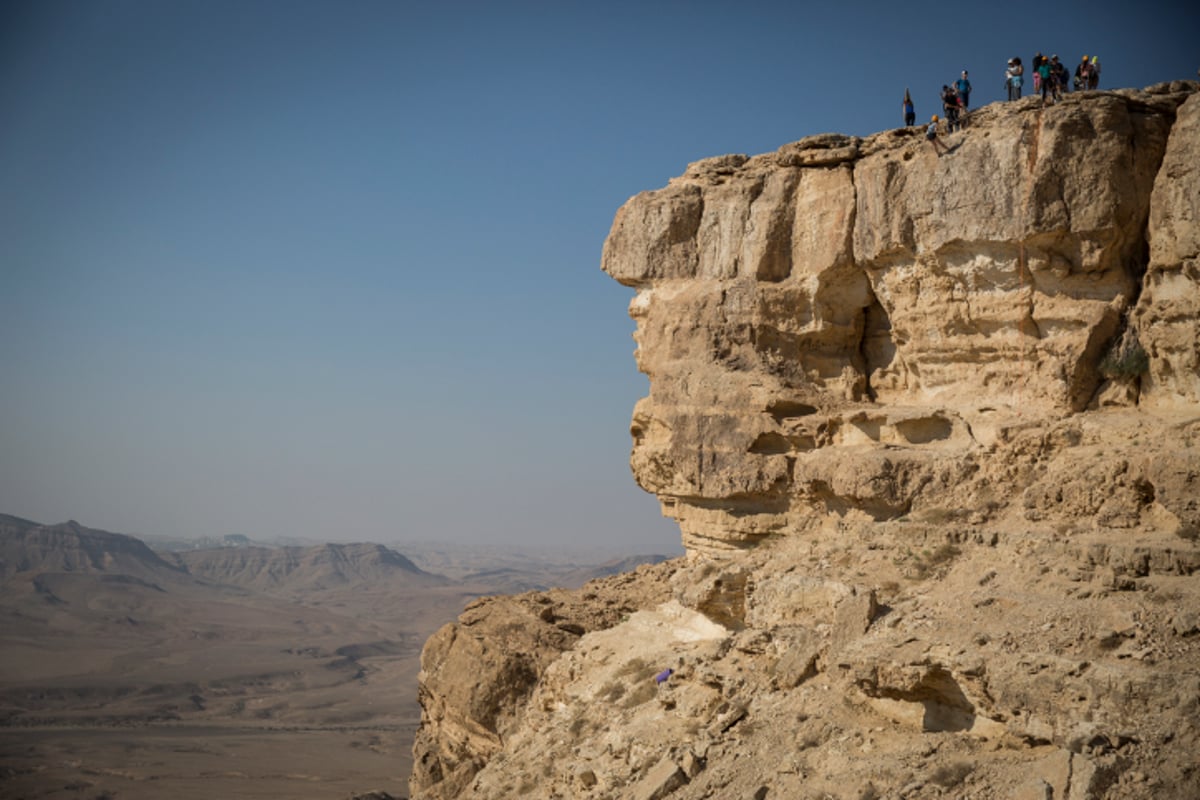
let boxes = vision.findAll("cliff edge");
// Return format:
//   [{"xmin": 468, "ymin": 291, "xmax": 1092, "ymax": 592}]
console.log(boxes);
[
  {"xmin": 411, "ymin": 83, "xmax": 1200, "ymax": 800},
  {"xmin": 602, "ymin": 82, "xmax": 1200, "ymax": 556}
]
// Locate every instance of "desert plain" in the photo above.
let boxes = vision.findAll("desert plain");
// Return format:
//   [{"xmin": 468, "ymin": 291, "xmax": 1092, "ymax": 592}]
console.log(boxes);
[{"xmin": 0, "ymin": 515, "xmax": 662, "ymax": 799}]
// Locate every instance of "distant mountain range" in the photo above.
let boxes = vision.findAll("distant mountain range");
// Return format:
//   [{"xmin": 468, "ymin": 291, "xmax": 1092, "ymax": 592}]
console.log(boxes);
[
  {"xmin": 0, "ymin": 514, "xmax": 444, "ymax": 595},
  {"xmin": 0, "ymin": 510, "xmax": 677, "ymax": 798},
  {"xmin": 0, "ymin": 513, "xmax": 184, "ymax": 583},
  {"xmin": 170, "ymin": 541, "xmax": 447, "ymax": 593},
  {"xmin": 0, "ymin": 513, "xmax": 670, "ymax": 594}
]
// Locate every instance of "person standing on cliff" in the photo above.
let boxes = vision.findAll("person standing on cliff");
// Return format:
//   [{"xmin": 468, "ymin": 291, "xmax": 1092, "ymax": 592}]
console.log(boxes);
[
  {"xmin": 926, "ymin": 115, "xmax": 948, "ymax": 156},
  {"xmin": 941, "ymin": 85, "xmax": 960, "ymax": 132},
  {"xmin": 903, "ymin": 89, "xmax": 916, "ymax": 126},
  {"xmin": 1037, "ymin": 57, "xmax": 1053, "ymax": 104},
  {"xmin": 1050, "ymin": 56, "xmax": 1068, "ymax": 100},
  {"xmin": 1006, "ymin": 58, "xmax": 1023, "ymax": 100},
  {"xmin": 955, "ymin": 70, "xmax": 972, "ymax": 110},
  {"xmin": 1075, "ymin": 55, "xmax": 1094, "ymax": 91}
]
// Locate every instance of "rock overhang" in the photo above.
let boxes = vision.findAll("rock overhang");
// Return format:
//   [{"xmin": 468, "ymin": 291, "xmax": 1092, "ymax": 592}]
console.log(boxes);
[{"xmin": 601, "ymin": 83, "xmax": 1200, "ymax": 555}]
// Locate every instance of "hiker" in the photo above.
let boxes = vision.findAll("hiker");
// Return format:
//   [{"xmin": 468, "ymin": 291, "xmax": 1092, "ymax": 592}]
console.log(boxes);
[
  {"xmin": 1006, "ymin": 58, "xmax": 1024, "ymax": 100},
  {"xmin": 1089, "ymin": 56, "xmax": 1101, "ymax": 89},
  {"xmin": 941, "ymin": 85, "xmax": 960, "ymax": 132},
  {"xmin": 1074, "ymin": 55, "xmax": 1091, "ymax": 91},
  {"xmin": 903, "ymin": 89, "xmax": 916, "ymax": 126},
  {"xmin": 1036, "ymin": 56, "xmax": 1053, "ymax": 104},
  {"xmin": 1051, "ymin": 56, "xmax": 1069, "ymax": 99},
  {"xmin": 926, "ymin": 115, "xmax": 948, "ymax": 155},
  {"xmin": 955, "ymin": 70, "xmax": 972, "ymax": 110},
  {"xmin": 1032, "ymin": 53, "xmax": 1044, "ymax": 95}
]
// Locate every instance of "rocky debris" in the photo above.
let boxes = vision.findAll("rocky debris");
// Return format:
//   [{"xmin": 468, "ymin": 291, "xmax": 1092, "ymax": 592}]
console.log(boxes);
[
  {"xmin": 410, "ymin": 84, "xmax": 1200, "ymax": 799},
  {"xmin": 683, "ymin": 154, "xmax": 749, "ymax": 179},
  {"xmin": 409, "ymin": 561, "xmax": 676, "ymax": 798},
  {"xmin": 630, "ymin": 756, "xmax": 689, "ymax": 800},
  {"xmin": 413, "ymin": 520, "xmax": 1200, "ymax": 799},
  {"xmin": 776, "ymin": 133, "xmax": 862, "ymax": 167}
]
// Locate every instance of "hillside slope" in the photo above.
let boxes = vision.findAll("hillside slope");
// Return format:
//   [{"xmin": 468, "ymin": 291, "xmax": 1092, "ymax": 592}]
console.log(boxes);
[
  {"xmin": 0, "ymin": 514, "xmax": 186, "ymax": 583},
  {"xmin": 174, "ymin": 541, "xmax": 446, "ymax": 594}
]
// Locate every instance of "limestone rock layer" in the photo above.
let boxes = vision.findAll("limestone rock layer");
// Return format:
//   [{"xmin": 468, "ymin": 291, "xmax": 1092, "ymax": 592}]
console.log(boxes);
[{"xmin": 602, "ymin": 84, "xmax": 1200, "ymax": 554}]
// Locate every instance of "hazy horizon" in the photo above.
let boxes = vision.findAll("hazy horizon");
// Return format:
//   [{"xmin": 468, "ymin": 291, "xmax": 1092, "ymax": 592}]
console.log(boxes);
[{"xmin": 2, "ymin": 0, "xmax": 1196, "ymax": 555}]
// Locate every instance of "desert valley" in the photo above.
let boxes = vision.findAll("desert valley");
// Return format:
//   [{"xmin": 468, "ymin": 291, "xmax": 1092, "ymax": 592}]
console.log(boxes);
[{"xmin": 0, "ymin": 514, "xmax": 664, "ymax": 799}]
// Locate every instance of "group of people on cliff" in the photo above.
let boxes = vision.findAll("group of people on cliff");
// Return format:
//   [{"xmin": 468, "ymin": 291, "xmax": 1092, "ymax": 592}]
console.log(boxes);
[
  {"xmin": 1006, "ymin": 53, "xmax": 1101, "ymax": 102},
  {"xmin": 902, "ymin": 71, "xmax": 971, "ymax": 134},
  {"xmin": 906, "ymin": 70, "xmax": 972, "ymax": 156},
  {"xmin": 941, "ymin": 71, "xmax": 972, "ymax": 131},
  {"xmin": 908, "ymin": 54, "xmax": 1103, "ymax": 155}
]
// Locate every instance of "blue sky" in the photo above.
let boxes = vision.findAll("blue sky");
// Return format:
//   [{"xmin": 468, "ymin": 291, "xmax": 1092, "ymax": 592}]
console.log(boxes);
[{"xmin": 1, "ymin": 1, "xmax": 1196, "ymax": 555}]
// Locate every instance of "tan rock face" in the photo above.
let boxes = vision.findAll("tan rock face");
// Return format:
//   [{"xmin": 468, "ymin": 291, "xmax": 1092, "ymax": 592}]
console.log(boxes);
[
  {"xmin": 602, "ymin": 85, "xmax": 1200, "ymax": 554},
  {"xmin": 1137, "ymin": 92, "xmax": 1200, "ymax": 406},
  {"xmin": 409, "ymin": 565, "xmax": 676, "ymax": 800},
  {"xmin": 410, "ymin": 84, "xmax": 1200, "ymax": 800},
  {"xmin": 414, "ymin": 512, "xmax": 1200, "ymax": 800}
]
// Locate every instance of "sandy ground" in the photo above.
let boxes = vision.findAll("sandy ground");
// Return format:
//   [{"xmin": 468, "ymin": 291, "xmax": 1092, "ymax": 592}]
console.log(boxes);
[
  {"xmin": 0, "ymin": 724, "xmax": 415, "ymax": 800},
  {"xmin": 0, "ymin": 562, "xmax": 515, "ymax": 800},
  {"xmin": 0, "ymin": 519, "xmax": 672, "ymax": 799}
]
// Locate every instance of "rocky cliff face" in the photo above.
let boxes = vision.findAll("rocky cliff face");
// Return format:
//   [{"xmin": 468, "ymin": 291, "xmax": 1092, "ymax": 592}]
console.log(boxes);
[
  {"xmin": 410, "ymin": 84, "xmax": 1200, "ymax": 800},
  {"xmin": 602, "ymin": 82, "xmax": 1200, "ymax": 555}
]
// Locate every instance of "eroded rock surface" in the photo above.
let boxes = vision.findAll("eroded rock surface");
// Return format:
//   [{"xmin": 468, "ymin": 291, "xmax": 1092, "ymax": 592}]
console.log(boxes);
[
  {"xmin": 603, "ymin": 85, "xmax": 1200, "ymax": 554},
  {"xmin": 410, "ymin": 564, "xmax": 676, "ymax": 798},
  {"xmin": 410, "ymin": 84, "xmax": 1200, "ymax": 800}
]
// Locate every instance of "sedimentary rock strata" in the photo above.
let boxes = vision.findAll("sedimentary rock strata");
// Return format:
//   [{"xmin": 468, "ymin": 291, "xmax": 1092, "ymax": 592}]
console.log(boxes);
[
  {"xmin": 602, "ymin": 84, "xmax": 1200, "ymax": 554},
  {"xmin": 410, "ymin": 83, "xmax": 1200, "ymax": 800}
]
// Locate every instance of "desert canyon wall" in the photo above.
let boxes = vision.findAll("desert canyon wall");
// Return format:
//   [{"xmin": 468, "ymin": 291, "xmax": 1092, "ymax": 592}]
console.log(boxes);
[
  {"xmin": 602, "ymin": 81, "xmax": 1200, "ymax": 555},
  {"xmin": 411, "ymin": 83, "xmax": 1200, "ymax": 800}
]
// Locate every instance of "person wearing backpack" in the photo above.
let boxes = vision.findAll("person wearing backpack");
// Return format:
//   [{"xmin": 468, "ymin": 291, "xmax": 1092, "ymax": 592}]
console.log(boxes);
[
  {"xmin": 1050, "ymin": 56, "xmax": 1069, "ymax": 98},
  {"xmin": 1037, "ymin": 57, "xmax": 1053, "ymax": 104},
  {"xmin": 1075, "ymin": 56, "xmax": 1091, "ymax": 91},
  {"xmin": 941, "ymin": 85, "xmax": 960, "ymax": 132}
]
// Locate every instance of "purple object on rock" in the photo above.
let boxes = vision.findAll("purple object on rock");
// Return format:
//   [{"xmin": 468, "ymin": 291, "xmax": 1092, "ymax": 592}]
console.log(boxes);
[{"xmin": 654, "ymin": 668, "xmax": 673, "ymax": 684}]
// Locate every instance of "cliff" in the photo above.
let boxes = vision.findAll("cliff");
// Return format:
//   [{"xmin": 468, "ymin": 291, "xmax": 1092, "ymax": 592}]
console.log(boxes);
[
  {"xmin": 603, "ymin": 82, "xmax": 1200, "ymax": 555},
  {"xmin": 410, "ymin": 84, "xmax": 1200, "ymax": 800}
]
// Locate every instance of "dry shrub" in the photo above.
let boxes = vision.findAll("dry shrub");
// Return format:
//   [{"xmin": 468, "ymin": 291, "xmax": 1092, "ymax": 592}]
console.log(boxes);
[
  {"xmin": 930, "ymin": 760, "xmax": 973, "ymax": 787},
  {"xmin": 599, "ymin": 681, "xmax": 626, "ymax": 702},
  {"xmin": 614, "ymin": 657, "xmax": 648, "ymax": 678},
  {"xmin": 621, "ymin": 682, "xmax": 657, "ymax": 709},
  {"xmin": 1099, "ymin": 329, "xmax": 1149, "ymax": 379}
]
